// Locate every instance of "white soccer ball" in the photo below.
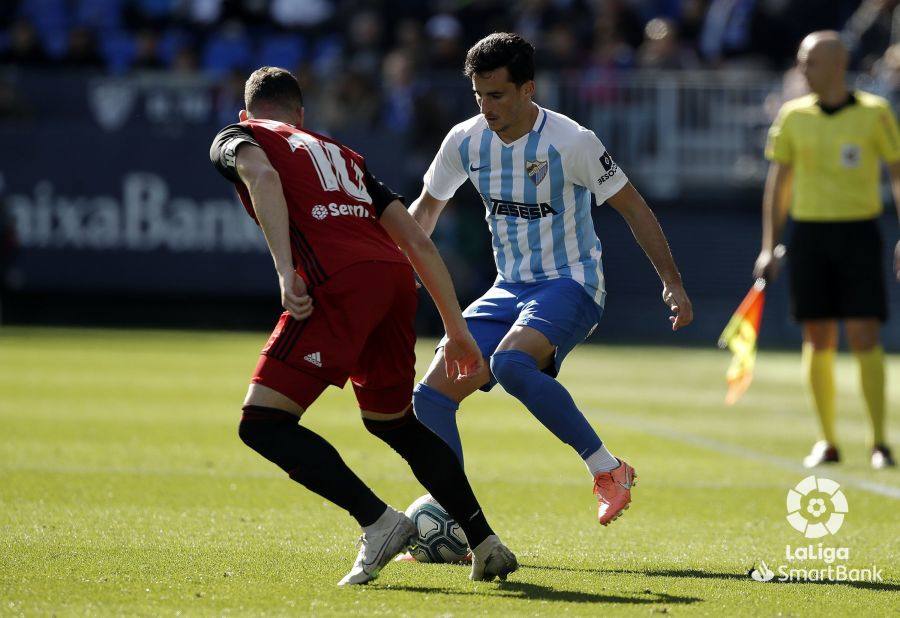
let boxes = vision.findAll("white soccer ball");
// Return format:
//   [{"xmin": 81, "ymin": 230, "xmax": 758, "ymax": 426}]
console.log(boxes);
[{"xmin": 404, "ymin": 494, "xmax": 469, "ymax": 563}]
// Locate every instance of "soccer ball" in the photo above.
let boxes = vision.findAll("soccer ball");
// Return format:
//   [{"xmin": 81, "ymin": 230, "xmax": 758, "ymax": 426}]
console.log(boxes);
[{"xmin": 404, "ymin": 494, "xmax": 469, "ymax": 563}]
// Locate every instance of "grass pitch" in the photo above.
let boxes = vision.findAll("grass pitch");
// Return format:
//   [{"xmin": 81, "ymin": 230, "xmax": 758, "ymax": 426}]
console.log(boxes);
[{"xmin": 1, "ymin": 327, "xmax": 898, "ymax": 616}]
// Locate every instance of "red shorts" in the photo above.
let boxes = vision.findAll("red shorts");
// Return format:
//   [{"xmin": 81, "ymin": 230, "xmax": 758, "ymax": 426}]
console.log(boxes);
[{"xmin": 252, "ymin": 260, "xmax": 417, "ymax": 415}]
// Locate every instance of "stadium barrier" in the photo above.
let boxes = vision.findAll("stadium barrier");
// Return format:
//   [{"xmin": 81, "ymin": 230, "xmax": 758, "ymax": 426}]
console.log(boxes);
[{"xmin": 1, "ymin": 70, "xmax": 897, "ymax": 347}]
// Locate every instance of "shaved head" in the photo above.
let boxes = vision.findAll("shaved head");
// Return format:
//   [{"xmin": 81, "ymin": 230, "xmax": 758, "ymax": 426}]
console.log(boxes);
[
  {"xmin": 797, "ymin": 31, "xmax": 849, "ymax": 99},
  {"xmin": 798, "ymin": 31, "xmax": 848, "ymax": 68}
]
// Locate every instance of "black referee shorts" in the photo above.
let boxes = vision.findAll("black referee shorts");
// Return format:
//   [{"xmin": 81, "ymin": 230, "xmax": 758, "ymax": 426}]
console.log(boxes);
[{"xmin": 788, "ymin": 218, "xmax": 887, "ymax": 322}]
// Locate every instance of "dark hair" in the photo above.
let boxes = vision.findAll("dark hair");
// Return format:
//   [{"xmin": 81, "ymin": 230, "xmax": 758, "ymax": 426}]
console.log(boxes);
[
  {"xmin": 244, "ymin": 66, "xmax": 303, "ymax": 111},
  {"xmin": 463, "ymin": 32, "xmax": 535, "ymax": 85}
]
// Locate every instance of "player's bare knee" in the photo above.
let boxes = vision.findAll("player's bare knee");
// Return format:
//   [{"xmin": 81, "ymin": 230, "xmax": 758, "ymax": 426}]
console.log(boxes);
[
  {"xmin": 360, "ymin": 405, "xmax": 413, "ymax": 434},
  {"xmin": 244, "ymin": 383, "xmax": 305, "ymax": 416},
  {"xmin": 496, "ymin": 325, "xmax": 555, "ymax": 369},
  {"xmin": 846, "ymin": 320, "xmax": 880, "ymax": 352},
  {"xmin": 422, "ymin": 351, "xmax": 488, "ymax": 402},
  {"xmin": 802, "ymin": 320, "xmax": 838, "ymax": 351}
]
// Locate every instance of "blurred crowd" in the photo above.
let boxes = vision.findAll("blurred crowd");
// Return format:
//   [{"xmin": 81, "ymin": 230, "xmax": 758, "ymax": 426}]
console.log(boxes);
[
  {"xmin": 5, "ymin": 1, "xmax": 900, "ymax": 132},
  {"xmin": 3, "ymin": 1, "xmax": 900, "ymax": 325},
  {"xmin": 2, "ymin": 0, "xmax": 891, "ymax": 77},
  {"xmin": 3, "ymin": 1, "xmax": 900, "ymax": 154}
]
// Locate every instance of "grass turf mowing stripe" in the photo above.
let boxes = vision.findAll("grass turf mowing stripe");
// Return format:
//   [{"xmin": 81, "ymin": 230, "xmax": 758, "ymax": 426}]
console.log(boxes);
[{"xmin": 593, "ymin": 408, "xmax": 900, "ymax": 500}]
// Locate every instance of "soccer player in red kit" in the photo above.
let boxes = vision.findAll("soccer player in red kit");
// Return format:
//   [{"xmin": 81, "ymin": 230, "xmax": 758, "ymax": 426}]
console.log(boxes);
[{"xmin": 209, "ymin": 67, "xmax": 517, "ymax": 586}]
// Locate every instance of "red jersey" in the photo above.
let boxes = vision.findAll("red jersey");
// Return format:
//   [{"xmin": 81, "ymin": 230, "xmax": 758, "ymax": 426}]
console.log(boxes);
[{"xmin": 211, "ymin": 119, "xmax": 408, "ymax": 287}]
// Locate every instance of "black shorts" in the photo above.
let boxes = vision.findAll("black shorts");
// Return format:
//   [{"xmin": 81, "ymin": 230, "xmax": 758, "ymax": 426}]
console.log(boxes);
[{"xmin": 788, "ymin": 219, "xmax": 887, "ymax": 322}]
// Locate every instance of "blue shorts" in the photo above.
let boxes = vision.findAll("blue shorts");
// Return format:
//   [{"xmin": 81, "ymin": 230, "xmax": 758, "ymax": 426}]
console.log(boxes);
[{"xmin": 439, "ymin": 278, "xmax": 603, "ymax": 392}]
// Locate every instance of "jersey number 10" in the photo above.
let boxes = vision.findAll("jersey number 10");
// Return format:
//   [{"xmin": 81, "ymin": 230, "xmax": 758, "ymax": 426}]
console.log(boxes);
[{"xmin": 287, "ymin": 132, "xmax": 372, "ymax": 204}]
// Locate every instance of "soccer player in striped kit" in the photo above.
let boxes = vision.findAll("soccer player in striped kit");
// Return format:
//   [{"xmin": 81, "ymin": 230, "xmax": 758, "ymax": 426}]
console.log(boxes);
[{"xmin": 410, "ymin": 33, "xmax": 693, "ymax": 526}]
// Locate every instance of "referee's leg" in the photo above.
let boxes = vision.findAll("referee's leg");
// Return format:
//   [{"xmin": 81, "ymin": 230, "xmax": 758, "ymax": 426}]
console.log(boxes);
[
  {"xmin": 801, "ymin": 320, "xmax": 839, "ymax": 467},
  {"xmin": 846, "ymin": 319, "xmax": 889, "ymax": 455}
]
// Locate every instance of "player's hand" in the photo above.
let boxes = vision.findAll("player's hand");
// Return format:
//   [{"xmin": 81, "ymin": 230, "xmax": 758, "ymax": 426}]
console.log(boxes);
[
  {"xmin": 279, "ymin": 270, "xmax": 313, "ymax": 321},
  {"xmin": 752, "ymin": 245, "xmax": 786, "ymax": 282},
  {"xmin": 443, "ymin": 331, "xmax": 485, "ymax": 382},
  {"xmin": 894, "ymin": 239, "xmax": 900, "ymax": 282},
  {"xmin": 663, "ymin": 281, "xmax": 693, "ymax": 331}
]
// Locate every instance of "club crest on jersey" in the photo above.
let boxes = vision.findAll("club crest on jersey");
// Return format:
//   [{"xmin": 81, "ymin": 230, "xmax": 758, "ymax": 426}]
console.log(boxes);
[{"xmin": 525, "ymin": 159, "xmax": 548, "ymax": 186}]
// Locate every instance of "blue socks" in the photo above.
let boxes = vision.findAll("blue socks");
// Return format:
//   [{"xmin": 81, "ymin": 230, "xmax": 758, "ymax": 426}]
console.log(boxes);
[
  {"xmin": 490, "ymin": 349, "xmax": 603, "ymax": 460},
  {"xmin": 413, "ymin": 351, "xmax": 607, "ymax": 473},
  {"xmin": 412, "ymin": 383, "xmax": 464, "ymax": 466}
]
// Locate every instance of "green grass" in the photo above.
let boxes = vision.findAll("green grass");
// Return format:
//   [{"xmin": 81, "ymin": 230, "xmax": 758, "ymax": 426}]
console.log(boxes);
[{"xmin": 1, "ymin": 327, "xmax": 898, "ymax": 616}]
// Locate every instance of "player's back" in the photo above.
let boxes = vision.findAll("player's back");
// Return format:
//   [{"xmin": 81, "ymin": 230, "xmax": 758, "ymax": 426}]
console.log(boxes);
[{"xmin": 212, "ymin": 119, "xmax": 407, "ymax": 288}]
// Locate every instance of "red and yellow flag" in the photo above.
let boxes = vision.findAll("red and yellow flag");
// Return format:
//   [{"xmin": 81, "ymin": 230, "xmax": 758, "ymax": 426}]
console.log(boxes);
[{"xmin": 718, "ymin": 279, "xmax": 767, "ymax": 405}]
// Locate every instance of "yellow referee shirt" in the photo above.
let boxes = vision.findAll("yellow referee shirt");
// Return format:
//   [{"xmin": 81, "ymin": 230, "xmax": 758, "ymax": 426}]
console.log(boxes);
[{"xmin": 765, "ymin": 90, "xmax": 900, "ymax": 221}]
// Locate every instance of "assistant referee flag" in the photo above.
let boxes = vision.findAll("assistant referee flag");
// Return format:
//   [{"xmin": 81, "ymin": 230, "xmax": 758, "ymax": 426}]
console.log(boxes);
[{"xmin": 719, "ymin": 279, "xmax": 767, "ymax": 405}]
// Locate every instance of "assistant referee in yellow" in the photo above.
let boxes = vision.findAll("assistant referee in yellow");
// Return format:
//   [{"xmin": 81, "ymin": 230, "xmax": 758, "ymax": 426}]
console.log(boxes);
[{"xmin": 754, "ymin": 31, "xmax": 899, "ymax": 470}]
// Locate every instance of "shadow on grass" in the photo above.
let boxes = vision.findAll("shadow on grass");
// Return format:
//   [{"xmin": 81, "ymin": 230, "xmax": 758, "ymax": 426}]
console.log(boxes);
[
  {"xmin": 523, "ymin": 564, "xmax": 745, "ymax": 580},
  {"xmin": 599, "ymin": 568, "xmax": 746, "ymax": 581},
  {"xmin": 596, "ymin": 568, "xmax": 900, "ymax": 593},
  {"xmin": 373, "ymin": 580, "xmax": 701, "ymax": 605}
]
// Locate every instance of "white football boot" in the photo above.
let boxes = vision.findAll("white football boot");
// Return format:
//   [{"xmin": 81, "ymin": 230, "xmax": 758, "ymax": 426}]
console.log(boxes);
[
  {"xmin": 470, "ymin": 535, "xmax": 518, "ymax": 582},
  {"xmin": 338, "ymin": 507, "xmax": 417, "ymax": 586}
]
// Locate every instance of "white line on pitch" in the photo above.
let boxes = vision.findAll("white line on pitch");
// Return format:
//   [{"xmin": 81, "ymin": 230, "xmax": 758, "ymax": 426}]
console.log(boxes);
[{"xmin": 592, "ymin": 409, "xmax": 900, "ymax": 501}]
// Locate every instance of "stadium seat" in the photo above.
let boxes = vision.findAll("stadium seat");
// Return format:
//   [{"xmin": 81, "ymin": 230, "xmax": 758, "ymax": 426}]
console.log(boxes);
[
  {"xmin": 202, "ymin": 28, "xmax": 253, "ymax": 76},
  {"xmin": 158, "ymin": 28, "xmax": 193, "ymax": 66},
  {"xmin": 255, "ymin": 34, "xmax": 306, "ymax": 70},
  {"xmin": 310, "ymin": 35, "xmax": 343, "ymax": 74},
  {"xmin": 100, "ymin": 30, "xmax": 136, "ymax": 74},
  {"xmin": 18, "ymin": 0, "xmax": 69, "ymax": 57},
  {"xmin": 18, "ymin": 0, "xmax": 68, "ymax": 29},
  {"xmin": 73, "ymin": 0, "xmax": 124, "ymax": 33},
  {"xmin": 134, "ymin": 0, "xmax": 177, "ymax": 20}
]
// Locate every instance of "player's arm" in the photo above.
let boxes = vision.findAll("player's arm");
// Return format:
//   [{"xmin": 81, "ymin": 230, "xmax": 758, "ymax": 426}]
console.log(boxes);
[
  {"xmin": 408, "ymin": 188, "xmax": 449, "ymax": 237},
  {"xmin": 412, "ymin": 127, "xmax": 467, "ymax": 236},
  {"xmin": 379, "ymin": 202, "xmax": 483, "ymax": 380},
  {"xmin": 232, "ymin": 144, "xmax": 311, "ymax": 321},
  {"xmin": 210, "ymin": 124, "xmax": 310, "ymax": 319},
  {"xmin": 753, "ymin": 162, "xmax": 793, "ymax": 281},
  {"xmin": 210, "ymin": 125, "xmax": 311, "ymax": 320},
  {"xmin": 363, "ymin": 166, "xmax": 481, "ymax": 379},
  {"xmin": 888, "ymin": 161, "xmax": 900, "ymax": 281},
  {"xmin": 572, "ymin": 130, "xmax": 691, "ymax": 329},
  {"xmin": 607, "ymin": 183, "xmax": 693, "ymax": 330}
]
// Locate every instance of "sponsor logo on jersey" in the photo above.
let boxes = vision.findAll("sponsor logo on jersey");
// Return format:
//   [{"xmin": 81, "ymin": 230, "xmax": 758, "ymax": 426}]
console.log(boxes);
[
  {"xmin": 597, "ymin": 150, "xmax": 619, "ymax": 184},
  {"xmin": 311, "ymin": 203, "xmax": 373, "ymax": 220},
  {"xmin": 304, "ymin": 352, "xmax": 322, "ymax": 367},
  {"xmin": 525, "ymin": 159, "xmax": 548, "ymax": 186},
  {"xmin": 486, "ymin": 197, "xmax": 557, "ymax": 220}
]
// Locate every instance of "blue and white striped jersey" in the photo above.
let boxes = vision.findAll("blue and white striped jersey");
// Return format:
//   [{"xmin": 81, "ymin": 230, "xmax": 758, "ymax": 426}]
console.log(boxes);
[{"xmin": 423, "ymin": 106, "xmax": 628, "ymax": 307}]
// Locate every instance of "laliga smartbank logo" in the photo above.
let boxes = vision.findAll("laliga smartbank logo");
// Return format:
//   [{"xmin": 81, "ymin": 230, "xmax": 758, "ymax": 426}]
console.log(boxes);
[
  {"xmin": 785, "ymin": 475, "xmax": 847, "ymax": 538},
  {"xmin": 748, "ymin": 476, "xmax": 883, "ymax": 583}
]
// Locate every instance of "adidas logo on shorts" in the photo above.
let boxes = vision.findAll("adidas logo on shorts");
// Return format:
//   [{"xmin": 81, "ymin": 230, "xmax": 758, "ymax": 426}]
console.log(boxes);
[{"xmin": 304, "ymin": 352, "xmax": 322, "ymax": 367}]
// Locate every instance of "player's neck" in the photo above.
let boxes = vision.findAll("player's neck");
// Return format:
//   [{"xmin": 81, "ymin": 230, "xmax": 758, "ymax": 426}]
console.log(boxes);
[
  {"xmin": 496, "ymin": 103, "xmax": 539, "ymax": 144},
  {"xmin": 267, "ymin": 115, "xmax": 299, "ymax": 127},
  {"xmin": 248, "ymin": 107, "xmax": 302, "ymax": 128},
  {"xmin": 816, "ymin": 84, "xmax": 851, "ymax": 108}
]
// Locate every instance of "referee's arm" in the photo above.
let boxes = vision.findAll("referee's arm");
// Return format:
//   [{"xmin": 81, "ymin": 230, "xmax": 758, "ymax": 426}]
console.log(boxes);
[
  {"xmin": 888, "ymin": 161, "xmax": 900, "ymax": 282},
  {"xmin": 753, "ymin": 162, "xmax": 793, "ymax": 281}
]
